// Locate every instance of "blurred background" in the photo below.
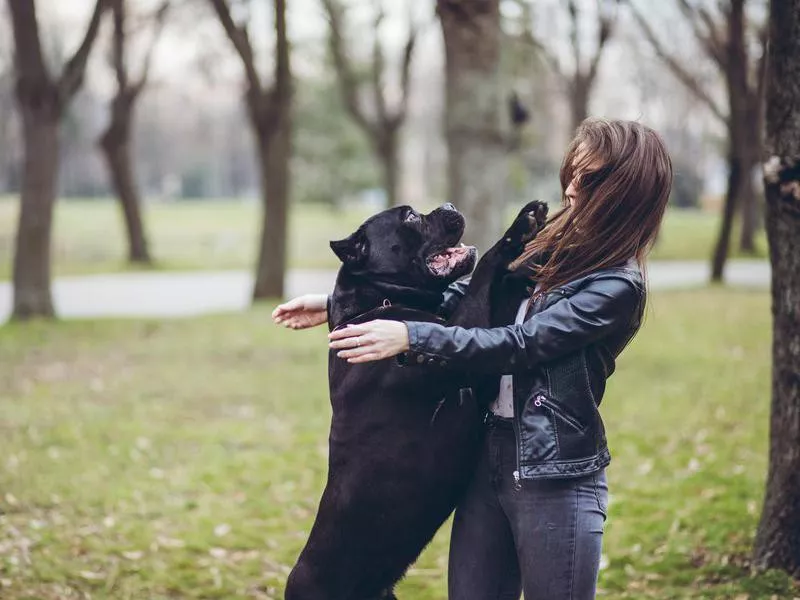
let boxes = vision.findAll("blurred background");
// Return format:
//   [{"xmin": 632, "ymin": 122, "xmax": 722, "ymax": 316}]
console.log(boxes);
[{"xmin": 1, "ymin": 1, "xmax": 796, "ymax": 599}]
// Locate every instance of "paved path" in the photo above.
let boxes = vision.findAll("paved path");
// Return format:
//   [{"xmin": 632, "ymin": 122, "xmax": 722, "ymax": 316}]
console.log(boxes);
[{"xmin": 0, "ymin": 261, "xmax": 769, "ymax": 321}]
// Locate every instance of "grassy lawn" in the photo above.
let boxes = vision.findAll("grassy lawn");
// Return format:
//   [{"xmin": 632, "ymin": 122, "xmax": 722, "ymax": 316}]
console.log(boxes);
[
  {"xmin": 0, "ymin": 198, "xmax": 767, "ymax": 281},
  {"xmin": 0, "ymin": 198, "xmax": 374, "ymax": 280},
  {"xmin": 0, "ymin": 288, "xmax": 797, "ymax": 599}
]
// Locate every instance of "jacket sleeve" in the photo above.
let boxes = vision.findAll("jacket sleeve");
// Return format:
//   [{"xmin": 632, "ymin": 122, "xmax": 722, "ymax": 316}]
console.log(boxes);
[
  {"xmin": 402, "ymin": 275, "xmax": 642, "ymax": 373},
  {"xmin": 437, "ymin": 276, "xmax": 471, "ymax": 319}
]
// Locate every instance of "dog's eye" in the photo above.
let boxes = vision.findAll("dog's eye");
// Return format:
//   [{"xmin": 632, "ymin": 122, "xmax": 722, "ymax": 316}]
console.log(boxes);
[{"xmin": 404, "ymin": 211, "xmax": 420, "ymax": 224}]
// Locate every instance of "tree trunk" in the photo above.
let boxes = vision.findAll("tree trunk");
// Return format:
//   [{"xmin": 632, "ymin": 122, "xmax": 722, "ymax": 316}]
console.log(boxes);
[
  {"xmin": 379, "ymin": 132, "xmax": 400, "ymax": 208},
  {"xmin": 100, "ymin": 96, "xmax": 152, "ymax": 264},
  {"xmin": 710, "ymin": 150, "xmax": 741, "ymax": 281},
  {"xmin": 12, "ymin": 106, "xmax": 58, "ymax": 319},
  {"xmin": 252, "ymin": 111, "xmax": 291, "ymax": 300},
  {"xmin": 738, "ymin": 150, "xmax": 759, "ymax": 253},
  {"xmin": 752, "ymin": 0, "xmax": 800, "ymax": 576},
  {"xmin": 570, "ymin": 77, "xmax": 590, "ymax": 135},
  {"xmin": 438, "ymin": 0, "xmax": 506, "ymax": 254},
  {"xmin": 711, "ymin": 0, "xmax": 748, "ymax": 283}
]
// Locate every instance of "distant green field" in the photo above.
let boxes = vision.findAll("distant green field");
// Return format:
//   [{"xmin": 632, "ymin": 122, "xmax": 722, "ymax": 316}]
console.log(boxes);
[
  {"xmin": 0, "ymin": 198, "xmax": 767, "ymax": 281},
  {"xmin": 0, "ymin": 288, "xmax": 796, "ymax": 598}
]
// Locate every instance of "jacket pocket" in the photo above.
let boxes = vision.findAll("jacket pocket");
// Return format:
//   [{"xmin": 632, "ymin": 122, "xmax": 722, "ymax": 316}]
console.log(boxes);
[
  {"xmin": 532, "ymin": 392, "xmax": 586, "ymax": 433},
  {"xmin": 519, "ymin": 395, "xmax": 558, "ymax": 462}
]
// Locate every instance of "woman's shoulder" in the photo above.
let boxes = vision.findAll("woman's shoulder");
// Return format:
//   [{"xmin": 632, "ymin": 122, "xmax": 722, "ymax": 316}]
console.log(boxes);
[{"xmin": 564, "ymin": 259, "xmax": 643, "ymax": 290}]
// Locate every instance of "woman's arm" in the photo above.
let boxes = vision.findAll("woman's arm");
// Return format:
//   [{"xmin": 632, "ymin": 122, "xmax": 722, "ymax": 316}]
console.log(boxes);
[
  {"xmin": 272, "ymin": 294, "xmax": 328, "ymax": 329},
  {"xmin": 330, "ymin": 274, "xmax": 642, "ymax": 370},
  {"xmin": 437, "ymin": 276, "xmax": 471, "ymax": 319}
]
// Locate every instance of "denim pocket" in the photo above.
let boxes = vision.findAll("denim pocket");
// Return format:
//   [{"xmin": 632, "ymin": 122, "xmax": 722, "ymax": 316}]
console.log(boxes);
[{"xmin": 593, "ymin": 471, "xmax": 609, "ymax": 521}]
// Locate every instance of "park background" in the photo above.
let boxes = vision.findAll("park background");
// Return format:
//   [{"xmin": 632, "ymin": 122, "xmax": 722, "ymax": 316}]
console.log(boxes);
[{"xmin": 0, "ymin": 0, "xmax": 798, "ymax": 598}]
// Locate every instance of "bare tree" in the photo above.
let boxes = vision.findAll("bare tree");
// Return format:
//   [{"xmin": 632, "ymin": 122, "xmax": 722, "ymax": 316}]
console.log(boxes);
[
  {"xmin": 631, "ymin": 0, "xmax": 766, "ymax": 279},
  {"xmin": 208, "ymin": 0, "xmax": 291, "ymax": 300},
  {"xmin": 524, "ymin": 0, "xmax": 621, "ymax": 134},
  {"xmin": 437, "ymin": 0, "xmax": 506, "ymax": 252},
  {"xmin": 0, "ymin": 47, "xmax": 15, "ymax": 193},
  {"xmin": 100, "ymin": 0, "xmax": 169, "ymax": 265},
  {"xmin": 6, "ymin": 0, "xmax": 106, "ymax": 319},
  {"xmin": 321, "ymin": 0, "xmax": 417, "ymax": 208},
  {"xmin": 752, "ymin": 0, "xmax": 800, "ymax": 576}
]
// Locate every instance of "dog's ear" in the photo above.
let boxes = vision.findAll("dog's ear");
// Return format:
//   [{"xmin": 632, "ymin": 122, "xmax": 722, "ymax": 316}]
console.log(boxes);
[{"xmin": 330, "ymin": 230, "xmax": 369, "ymax": 267}]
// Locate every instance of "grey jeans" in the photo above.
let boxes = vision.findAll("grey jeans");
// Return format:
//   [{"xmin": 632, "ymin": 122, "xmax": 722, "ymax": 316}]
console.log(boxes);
[{"xmin": 448, "ymin": 415, "xmax": 608, "ymax": 600}]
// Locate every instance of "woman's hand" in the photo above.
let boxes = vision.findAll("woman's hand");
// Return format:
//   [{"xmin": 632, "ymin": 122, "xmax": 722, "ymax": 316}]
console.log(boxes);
[
  {"xmin": 328, "ymin": 320, "xmax": 410, "ymax": 363},
  {"xmin": 272, "ymin": 294, "xmax": 328, "ymax": 329}
]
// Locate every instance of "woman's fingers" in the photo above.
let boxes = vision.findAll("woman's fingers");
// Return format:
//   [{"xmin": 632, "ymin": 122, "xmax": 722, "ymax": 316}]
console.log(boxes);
[
  {"xmin": 329, "ymin": 334, "xmax": 367, "ymax": 350},
  {"xmin": 346, "ymin": 353, "xmax": 383, "ymax": 364},
  {"xmin": 272, "ymin": 298, "xmax": 302, "ymax": 319},
  {"xmin": 328, "ymin": 324, "xmax": 369, "ymax": 340}
]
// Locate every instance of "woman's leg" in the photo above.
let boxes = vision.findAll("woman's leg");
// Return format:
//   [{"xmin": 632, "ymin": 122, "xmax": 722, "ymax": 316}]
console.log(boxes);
[
  {"xmin": 448, "ymin": 419, "xmax": 522, "ymax": 600},
  {"xmin": 500, "ymin": 469, "xmax": 608, "ymax": 600}
]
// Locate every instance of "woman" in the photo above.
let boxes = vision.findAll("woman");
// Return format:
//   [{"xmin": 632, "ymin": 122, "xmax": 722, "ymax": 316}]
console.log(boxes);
[{"xmin": 273, "ymin": 119, "xmax": 673, "ymax": 599}]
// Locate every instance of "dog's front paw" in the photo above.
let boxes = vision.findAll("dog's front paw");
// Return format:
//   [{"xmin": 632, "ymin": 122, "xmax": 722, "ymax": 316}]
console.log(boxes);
[{"xmin": 503, "ymin": 200, "xmax": 548, "ymax": 250}]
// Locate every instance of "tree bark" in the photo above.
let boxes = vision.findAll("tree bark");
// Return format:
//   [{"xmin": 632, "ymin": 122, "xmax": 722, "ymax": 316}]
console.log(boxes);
[
  {"xmin": 7, "ymin": 0, "xmax": 106, "ymax": 319},
  {"xmin": 738, "ymin": 149, "xmax": 759, "ymax": 253},
  {"xmin": 100, "ymin": 91, "xmax": 151, "ymax": 264},
  {"xmin": 251, "ymin": 0, "xmax": 291, "ymax": 301},
  {"xmin": 711, "ymin": 0, "xmax": 749, "ymax": 282},
  {"xmin": 99, "ymin": 0, "xmax": 165, "ymax": 265},
  {"xmin": 252, "ymin": 107, "xmax": 291, "ymax": 299},
  {"xmin": 711, "ymin": 150, "xmax": 741, "ymax": 281},
  {"xmin": 208, "ymin": 0, "xmax": 292, "ymax": 301},
  {"xmin": 378, "ymin": 131, "xmax": 399, "ymax": 208},
  {"xmin": 752, "ymin": 0, "xmax": 800, "ymax": 576},
  {"xmin": 13, "ymin": 107, "xmax": 59, "ymax": 318},
  {"xmin": 438, "ymin": 0, "xmax": 506, "ymax": 253},
  {"xmin": 570, "ymin": 77, "xmax": 590, "ymax": 135}
]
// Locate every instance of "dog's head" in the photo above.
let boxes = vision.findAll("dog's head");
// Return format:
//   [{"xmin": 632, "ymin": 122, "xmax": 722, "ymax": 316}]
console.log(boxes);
[{"xmin": 331, "ymin": 203, "xmax": 477, "ymax": 290}]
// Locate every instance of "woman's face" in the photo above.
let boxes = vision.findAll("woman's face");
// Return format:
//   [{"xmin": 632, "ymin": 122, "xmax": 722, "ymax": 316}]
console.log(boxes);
[{"xmin": 564, "ymin": 145, "xmax": 600, "ymax": 210}]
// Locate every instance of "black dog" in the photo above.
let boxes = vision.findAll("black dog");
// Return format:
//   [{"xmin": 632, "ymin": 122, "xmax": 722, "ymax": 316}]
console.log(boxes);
[{"xmin": 285, "ymin": 201, "xmax": 548, "ymax": 600}]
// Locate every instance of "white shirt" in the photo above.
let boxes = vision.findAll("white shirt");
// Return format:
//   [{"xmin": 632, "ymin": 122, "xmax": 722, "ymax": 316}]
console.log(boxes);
[{"xmin": 490, "ymin": 290, "xmax": 537, "ymax": 418}]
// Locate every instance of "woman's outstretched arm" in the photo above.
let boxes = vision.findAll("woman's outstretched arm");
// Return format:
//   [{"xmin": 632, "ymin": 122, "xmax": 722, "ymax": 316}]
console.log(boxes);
[
  {"xmin": 329, "ymin": 274, "xmax": 642, "ymax": 370},
  {"xmin": 272, "ymin": 294, "xmax": 328, "ymax": 329}
]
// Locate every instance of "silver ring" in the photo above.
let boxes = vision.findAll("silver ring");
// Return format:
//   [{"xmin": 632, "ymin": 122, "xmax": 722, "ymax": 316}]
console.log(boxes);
[{"xmin": 356, "ymin": 337, "xmax": 361, "ymax": 347}]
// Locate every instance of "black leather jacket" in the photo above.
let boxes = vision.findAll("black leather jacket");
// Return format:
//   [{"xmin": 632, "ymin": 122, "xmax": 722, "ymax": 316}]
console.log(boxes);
[{"xmin": 402, "ymin": 259, "xmax": 646, "ymax": 482}]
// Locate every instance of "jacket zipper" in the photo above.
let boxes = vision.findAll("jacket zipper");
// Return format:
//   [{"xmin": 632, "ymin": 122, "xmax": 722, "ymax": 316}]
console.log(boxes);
[
  {"xmin": 511, "ymin": 390, "xmax": 523, "ymax": 491},
  {"xmin": 510, "ymin": 289, "xmax": 569, "ymax": 490},
  {"xmin": 534, "ymin": 393, "xmax": 584, "ymax": 432}
]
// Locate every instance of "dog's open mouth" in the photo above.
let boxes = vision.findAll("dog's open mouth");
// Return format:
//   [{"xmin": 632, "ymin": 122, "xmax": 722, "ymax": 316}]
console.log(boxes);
[{"xmin": 426, "ymin": 244, "xmax": 477, "ymax": 277}]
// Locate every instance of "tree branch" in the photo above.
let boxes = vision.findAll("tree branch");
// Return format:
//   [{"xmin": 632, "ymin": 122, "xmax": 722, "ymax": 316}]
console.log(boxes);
[
  {"xmin": 134, "ymin": 0, "xmax": 171, "ymax": 93},
  {"xmin": 207, "ymin": 0, "xmax": 262, "ymax": 94},
  {"xmin": 630, "ymin": 2, "xmax": 727, "ymax": 124},
  {"xmin": 58, "ymin": 0, "xmax": 107, "ymax": 102},
  {"xmin": 585, "ymin": 0, "xmax": 618, "ymax": 87},
  {"xmin": 371, "ymin": 3, "xmax": 388, "ymax": 124},
  {"xmin": 7, "ymin": 0, "xmax": 52, "ymax": 86},
  {"xmin": 676, "ymin": 0, "xmax": 727, "ymax": 69},
  {"xmin": 321, "ymin": 0, "xmax": 374, "ymax": 135},
  {"xmin": 273, "ymin": 0, "xmax": 290, "ymax": 102},
  {"xmin": 568, "ymin": 0, "xmax": 581, "ymax": 76},
  {"xmin": 109, "ymin": 0, "xmax": 127, "ymax": 92},
  {"xmin": 392, "ymin": 10, "xmax": 418, "ymax": 128}
]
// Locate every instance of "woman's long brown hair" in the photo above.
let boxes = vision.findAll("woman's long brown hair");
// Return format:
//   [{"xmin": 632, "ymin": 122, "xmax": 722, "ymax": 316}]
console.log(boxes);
[{"xmin": 509, "ymin": 118, "xmax": 673, "ymax": 294}]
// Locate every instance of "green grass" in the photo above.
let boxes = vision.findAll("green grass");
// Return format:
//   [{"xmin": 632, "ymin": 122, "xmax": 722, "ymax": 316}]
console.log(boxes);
[
  {"xmin": 0, "ymin": 288, "xmax": 797, "ymax": 598},
  {"xmin": 0, "ymin": 198, "xmax": 767, "ymax": 281},
  {"xmin": 647, "ymin": 210, "xmax": 768, "ymax": 262},
  {"xmin": 0, "ymin": 198, "xmax": 374, "ymax": 279}
]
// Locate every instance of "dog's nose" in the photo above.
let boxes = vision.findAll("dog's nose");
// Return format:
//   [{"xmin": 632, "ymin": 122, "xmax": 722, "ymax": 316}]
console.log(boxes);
[{"xmin": 442, "ymin": 203, "xmax": 457, "ymax": 211}]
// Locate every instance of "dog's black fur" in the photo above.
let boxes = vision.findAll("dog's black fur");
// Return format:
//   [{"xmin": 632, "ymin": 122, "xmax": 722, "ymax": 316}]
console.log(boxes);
[{"xmin": 285, "ymin": 201, "xmax": 548, "ymax": 600}]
